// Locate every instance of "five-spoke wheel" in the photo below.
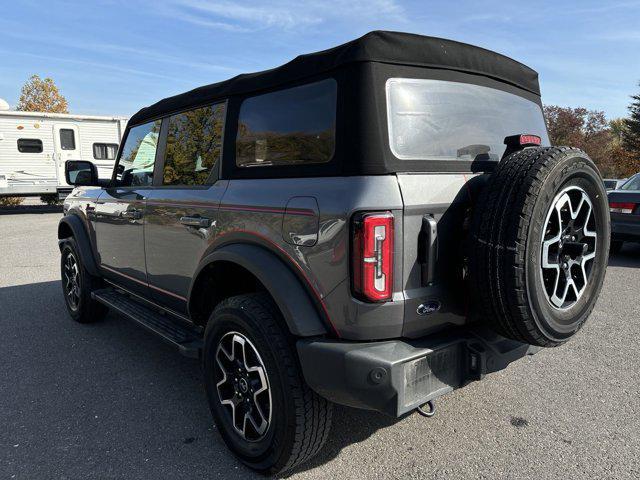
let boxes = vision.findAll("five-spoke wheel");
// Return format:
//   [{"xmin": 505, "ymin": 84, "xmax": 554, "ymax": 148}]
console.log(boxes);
[
  {"xmin": 541, "ymin": 186, "xmax": 597, "ymax": 310},
  {"xmin": 63, "ymin": 251, "xmax": 81, "ymax": 311},
  {"xmin": 215, "ymin": 331, "xmax": 272, "ymax": 442}
]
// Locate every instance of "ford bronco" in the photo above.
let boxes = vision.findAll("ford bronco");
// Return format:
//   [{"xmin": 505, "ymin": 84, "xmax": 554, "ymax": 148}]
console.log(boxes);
[{"xmin": 59, "ymin": 31, "xmax": 610, "ymax": 474}]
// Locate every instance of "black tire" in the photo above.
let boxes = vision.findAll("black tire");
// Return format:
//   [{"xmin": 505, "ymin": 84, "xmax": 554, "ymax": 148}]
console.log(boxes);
[
  {"xmin": 610, "ymin": 240, "xmax": 623, "ymax": 254},
  {"xmin": 203, "ymin": 293, "xmax": 332, "ymax": 475},
  {"xmin": 470, "ymin": 147, "xmax": 610, "ymax": 347},
  {"xmin": 60, "ymin": 238, "xmax": 108, "ymax": 323}
]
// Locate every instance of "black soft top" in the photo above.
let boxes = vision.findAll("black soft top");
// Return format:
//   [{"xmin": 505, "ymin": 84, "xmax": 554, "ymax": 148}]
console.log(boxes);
[{"xmin": 128, "ymin": 30, "xmax": 540, "ymax": 126}]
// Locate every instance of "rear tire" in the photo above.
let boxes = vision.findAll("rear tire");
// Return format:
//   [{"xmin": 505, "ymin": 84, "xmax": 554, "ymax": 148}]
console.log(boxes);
[
  {"xmin": 470, "ymin": 147, "xmax": 609, "ymax": 347},
  {"xmin": 60, "ymin": 238, "xmax": 108, "ymax": 323},
  {"xmin": 203, "ymin": 293, "xmax": 332, "ymax": 475}
]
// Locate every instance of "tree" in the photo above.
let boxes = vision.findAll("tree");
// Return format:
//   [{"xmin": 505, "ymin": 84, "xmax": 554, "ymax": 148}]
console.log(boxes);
[
  {"xmin": 623, "ymin": 82, "xmax": 640, "ymax": 154},
  {"xmin": 609, "ymin": 118, "xmax": 627, "ymax": 145},
  {"xmin": 543, "ymin": 105, "xmax": 639, "ymax": 178},
  {"xmin": 16, "ymin": 75, "xmax": 68, "ymax": 113}
]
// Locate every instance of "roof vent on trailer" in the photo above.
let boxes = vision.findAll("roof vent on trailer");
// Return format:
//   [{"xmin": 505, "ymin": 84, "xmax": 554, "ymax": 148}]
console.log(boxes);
[{"xmin": 0, "ymin": 98, "xmax": 10, "ymax": 111}]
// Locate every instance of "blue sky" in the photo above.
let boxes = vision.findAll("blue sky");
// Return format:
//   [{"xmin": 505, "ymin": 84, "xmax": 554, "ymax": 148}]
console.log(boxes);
[{"xmin": 1, "ymin": 0, "xmax": 638, "ymax": 119}]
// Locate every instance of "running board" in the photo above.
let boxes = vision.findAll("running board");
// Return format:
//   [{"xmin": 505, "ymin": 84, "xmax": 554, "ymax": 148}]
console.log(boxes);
[{"xmin": 91, "ymin": 287, "xmax": 203, "ymax": 358}]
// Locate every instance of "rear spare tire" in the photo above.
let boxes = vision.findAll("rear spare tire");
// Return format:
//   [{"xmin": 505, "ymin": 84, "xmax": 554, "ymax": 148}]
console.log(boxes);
[{"xmin": 470, "ymin": 147, "xmax": 609, "ymax": 347}]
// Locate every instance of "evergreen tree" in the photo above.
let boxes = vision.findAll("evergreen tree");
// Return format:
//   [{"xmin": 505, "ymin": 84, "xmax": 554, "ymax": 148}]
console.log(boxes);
[{"xmin": 623, "ymin": 82, "xmax": 640, "ymax": 154}]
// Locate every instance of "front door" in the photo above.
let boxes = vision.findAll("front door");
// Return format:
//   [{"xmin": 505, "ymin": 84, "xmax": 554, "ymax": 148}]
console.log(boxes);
[
  {"xmin": 53, "ymin": 124, "xmax": 80, "ymax": 186},
  {"xmin": 144, "ymin": 102, "xmax": 227, "ymax": 314},
  {"xmin": 94, "ymin": 119, "xmax": 162, "ymax": 295}
]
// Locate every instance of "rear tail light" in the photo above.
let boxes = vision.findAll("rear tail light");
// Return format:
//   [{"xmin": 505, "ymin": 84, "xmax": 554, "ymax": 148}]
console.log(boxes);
[
  {"xmin": 609, "ymin": 201, "xmax": 637, "ymax": 214},
  {"xmin": 352, "ymin": 212, "xmax": 394, "ymax": 302}
]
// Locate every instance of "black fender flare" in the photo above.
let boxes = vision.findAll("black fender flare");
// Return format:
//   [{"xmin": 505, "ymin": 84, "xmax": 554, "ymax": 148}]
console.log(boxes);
[
  {"xmin": 58, "ymin": 214, "xmax": 99, "ymax": 277},
  {"xmin": 190, "ymin": 243, "xmax": 328, "ymax": 337}
]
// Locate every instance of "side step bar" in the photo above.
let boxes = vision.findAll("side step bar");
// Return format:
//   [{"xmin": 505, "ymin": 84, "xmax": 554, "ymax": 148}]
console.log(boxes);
[{"xmin": 92, "ymin": 287, "xmax": 203, "ymax": 358}]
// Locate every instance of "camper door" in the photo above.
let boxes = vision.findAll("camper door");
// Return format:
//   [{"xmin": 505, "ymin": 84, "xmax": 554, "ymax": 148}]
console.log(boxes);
[{"xmin": 53, "ymin": 124, "xmax": 80, "ymax": 186}]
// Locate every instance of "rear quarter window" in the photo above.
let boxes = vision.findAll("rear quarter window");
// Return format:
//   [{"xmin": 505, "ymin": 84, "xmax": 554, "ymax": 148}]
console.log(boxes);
[{"xmin": 236, "ymin": 79, "xmax": 337, "ymax": 168}]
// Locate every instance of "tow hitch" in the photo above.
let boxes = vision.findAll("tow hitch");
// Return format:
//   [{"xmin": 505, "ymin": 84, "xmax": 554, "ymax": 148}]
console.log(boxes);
[{"xmin": 417, "ymin": 400, "xmax": 436, "ymax": 418}]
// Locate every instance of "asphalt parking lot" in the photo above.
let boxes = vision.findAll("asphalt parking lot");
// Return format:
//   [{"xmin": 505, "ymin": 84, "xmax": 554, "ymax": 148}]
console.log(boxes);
[{"xmin": 1, "ymin": 210, "xmax": 639, "ymax": 480}]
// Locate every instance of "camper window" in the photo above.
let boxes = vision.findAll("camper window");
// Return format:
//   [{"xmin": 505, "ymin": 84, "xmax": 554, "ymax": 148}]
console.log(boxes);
[
  {"xmin": 17, "ymin": 138, "xmax": 43, "ymax": 153},
  {"xmin": 60, "ymin": 129, "xmax": 76, "ymax": 150},
  {"xmin": 93, "ymin": 143, "xmax": 118, "ymax": 160}
]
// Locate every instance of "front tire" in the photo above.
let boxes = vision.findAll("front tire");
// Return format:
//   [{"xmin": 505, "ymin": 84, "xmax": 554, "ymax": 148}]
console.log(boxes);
[
  {"xmin": 203, "ymin": 293, "xmax": 332, "ymax": 474},
  {"xmin": 60, "ymin": 238, "xmax": 108, "ymax": 323}
]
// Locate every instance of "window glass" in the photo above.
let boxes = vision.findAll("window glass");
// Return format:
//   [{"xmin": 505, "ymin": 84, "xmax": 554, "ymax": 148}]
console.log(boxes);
[
  {"xmin": 93, "ymin": 143, "xmax": 118, "ymax": 160},
  {"xmin": 620, "ymin": 174, "xmax": 640, "ymax": 191},
  {"xmin": 162, "ymin": 103, "xmax": 225, "ymax": 185},
  {"xmin": 236, "ymin": 79, "xmax": 337, "ymax": 168},
  {"xmin": 116, "ymin": 120, "xmax": 161, "ymax": 186},
  {"xmin": 17, "ymin": 138, "xmax": 43, "ymax": 153},
  {"xmin": 60, "ymin": 129, "xmax": 76, "ymax": 150},
  {"xmin": 386, "ymin": 78, "xmax": 550, "ymax": 161}
]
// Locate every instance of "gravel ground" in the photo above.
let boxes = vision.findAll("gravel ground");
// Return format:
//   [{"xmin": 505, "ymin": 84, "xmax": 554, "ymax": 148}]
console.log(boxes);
[{"xmin": 1, "ymin": 212, "xmax": 639, "ymax": 480}]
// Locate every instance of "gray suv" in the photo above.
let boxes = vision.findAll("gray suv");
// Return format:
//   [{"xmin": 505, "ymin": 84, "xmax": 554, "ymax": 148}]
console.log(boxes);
[{"xmin": 59, "ymin": 31, "xmax": 610, "ymax": 474}]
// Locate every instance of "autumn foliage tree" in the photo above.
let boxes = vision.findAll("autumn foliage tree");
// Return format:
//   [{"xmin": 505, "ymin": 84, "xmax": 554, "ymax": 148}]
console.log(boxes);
[
  {"xmin": 543, "ymin": 105, "xmax": 640, "ymax": 178},
  {"xmin": 16, "ymin": 74, "xmax": 68, "ymax": 114}
]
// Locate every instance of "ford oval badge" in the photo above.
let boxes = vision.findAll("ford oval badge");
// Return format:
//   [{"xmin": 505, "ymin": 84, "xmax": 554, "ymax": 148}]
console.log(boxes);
[{"xmin": 417, "ymin": 301, "xmax": 441, "ymax": 316}]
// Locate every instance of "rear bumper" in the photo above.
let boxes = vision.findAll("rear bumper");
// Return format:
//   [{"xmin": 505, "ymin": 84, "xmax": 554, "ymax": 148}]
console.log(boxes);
[
  {"xmin": 611, "ymin": 215, "xmax": 640, "ymax": 242},
  {"xmin": 297, "ymin": 327, "xmax": 540, "ymax": 417}
]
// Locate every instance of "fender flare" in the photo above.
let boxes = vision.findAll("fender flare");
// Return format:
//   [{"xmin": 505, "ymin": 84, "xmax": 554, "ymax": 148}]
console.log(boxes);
[
  {"xmin": 191, "ymin": 243, "xmax": 329, "ymax": 337},
  {"xmin": 58, "ymin": 214, "xmax": 99, "ymax": 277}
]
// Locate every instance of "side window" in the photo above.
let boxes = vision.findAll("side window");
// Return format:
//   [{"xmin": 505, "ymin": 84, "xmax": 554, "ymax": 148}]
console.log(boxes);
[
  {"xmin": 60, "ymin": 129, "xmax": 76, "ymax": 150},
  {"xmin": 17, "ymin": 139, "xmax": 43, "ymax": 153},
  {"xmin": 236, "ymin": 79, "xmax": 337, "ymax": 168},
  {"xmin": 93, "ymin": 143, "xmax": 118, "ymax": 160},
  {"xmin": 162, "ymin": 103, "xmax": 225, "ymax": 186},
  {"xmin": 115, "ymin": 120, "xmax": 161, "ymax": 187}
]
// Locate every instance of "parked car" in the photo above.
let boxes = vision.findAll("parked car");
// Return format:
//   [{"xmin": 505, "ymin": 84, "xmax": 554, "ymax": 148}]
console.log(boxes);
[
  {"xmin": 609, "ymin": 172, "xmax": 640, "ymax": 253},
  {"xmin": 604, "ymin": 178, "xmax": 627, "ymax": 190},
  {"xmin": 58, "ymin": 31, "xmax": 610, "ymax": 474},
  {"xmin": 0, "ymin": 104, "xmax": 127, "ymax": 198}
]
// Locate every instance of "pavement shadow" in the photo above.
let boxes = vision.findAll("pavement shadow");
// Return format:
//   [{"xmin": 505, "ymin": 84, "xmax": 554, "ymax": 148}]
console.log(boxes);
[
  {"xmin": 608, "ymin": 242, "xmax": 640, "ymax": 268},
  {"xmin": 0, "ymin": 280, "xmax": 395, "ymax": 479}
]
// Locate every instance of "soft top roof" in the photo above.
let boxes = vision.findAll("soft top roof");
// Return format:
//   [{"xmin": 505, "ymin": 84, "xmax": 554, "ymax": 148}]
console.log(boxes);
[{"xmin": 129, "ymin": 30, "xmax": 540, "ymax": 126}]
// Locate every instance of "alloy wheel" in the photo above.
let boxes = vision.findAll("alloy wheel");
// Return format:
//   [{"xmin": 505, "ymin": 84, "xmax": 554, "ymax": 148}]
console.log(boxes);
[
  {"xmin": 540, "ymin": 186, "xmax": 597, "ymax": 310},
  {"xmin": 215, "ymin": 331, "xmax": 272, "ymax": 442},
  {"xmin": 63, "ymin": 251, "xmax": 81, "ymax": 310}
]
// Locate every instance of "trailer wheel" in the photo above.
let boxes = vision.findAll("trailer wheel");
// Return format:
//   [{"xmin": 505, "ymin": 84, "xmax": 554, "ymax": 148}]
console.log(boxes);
[{"xmin": 469, "ymin": 147, "xmax": 609, "ymax": 347}]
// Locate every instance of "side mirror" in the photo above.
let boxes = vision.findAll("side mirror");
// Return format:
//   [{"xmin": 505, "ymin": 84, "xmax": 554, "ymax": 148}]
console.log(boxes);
[{"xmin": 65, "ymin": 160, "xmax": 99, "ymax": 186}]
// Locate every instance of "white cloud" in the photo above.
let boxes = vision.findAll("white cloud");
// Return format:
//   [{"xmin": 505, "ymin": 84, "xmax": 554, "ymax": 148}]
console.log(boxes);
[{"xmin": 163, "ymin": 0, "xmax": 407, "ymax": 31}]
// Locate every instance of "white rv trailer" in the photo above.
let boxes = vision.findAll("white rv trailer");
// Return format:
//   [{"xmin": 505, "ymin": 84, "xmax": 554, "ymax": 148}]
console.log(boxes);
[{"xmin": 0, "ymin": 107, "xmax": 127, "ymax": 197}]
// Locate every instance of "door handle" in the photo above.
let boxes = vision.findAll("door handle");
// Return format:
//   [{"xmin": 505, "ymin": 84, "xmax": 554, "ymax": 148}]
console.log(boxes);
[
  {"xmin": 180, "ymin": 216, "xmax": 212, "ymax": 228},
  {"xmin": 122, "ymin": 209, "xmax": 143, "ymax": 220}
]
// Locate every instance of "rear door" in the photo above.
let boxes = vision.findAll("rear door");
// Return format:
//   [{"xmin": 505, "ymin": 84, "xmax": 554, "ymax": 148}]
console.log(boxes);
[
  {"xmin": 94, "ymin": 119, "xmax": 162, "ymax": 295},
  {"xmin": 53, "ymin": 124, "xmax": 80, "ymax": 186},
  {"xmin": 144, "ymin": 102, "xmax": 227, "ymax": 313}
]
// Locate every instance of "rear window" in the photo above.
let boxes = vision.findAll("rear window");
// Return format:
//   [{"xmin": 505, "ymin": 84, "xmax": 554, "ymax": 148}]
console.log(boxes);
[
  {"xmin": 386, "ymin": 78, "xmax": 549, "ymax": 161},
  {"xmin": 236, "ymin": 79, "xmax": 337, "ymax": 168}
]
